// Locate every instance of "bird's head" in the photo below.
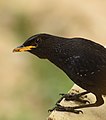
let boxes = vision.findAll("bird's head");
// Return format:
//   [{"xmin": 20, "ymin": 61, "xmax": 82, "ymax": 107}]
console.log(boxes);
[{"xmin": 13, "ymin": 33, "xmax": 58, "ymax": 59}]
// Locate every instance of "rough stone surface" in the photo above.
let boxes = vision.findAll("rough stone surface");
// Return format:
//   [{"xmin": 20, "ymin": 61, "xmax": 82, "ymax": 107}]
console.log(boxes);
[{"xmin": 48, "ymin": 84, "xmax": 106, "ymax": 120}]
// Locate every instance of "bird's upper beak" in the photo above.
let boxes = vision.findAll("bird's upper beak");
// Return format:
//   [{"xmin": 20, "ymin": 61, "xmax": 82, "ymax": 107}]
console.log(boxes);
[{"xmin": 13, "ymin": 45, "xmax": 36, "ymax": 52}]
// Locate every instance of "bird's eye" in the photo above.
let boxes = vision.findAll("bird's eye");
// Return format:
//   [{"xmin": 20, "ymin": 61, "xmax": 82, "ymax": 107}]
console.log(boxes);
[
  {"xmin": 36, "ymin": 37, "xmax": 41, "ymax": 43},
  {"xmin": 31, "ymin": 41, "xmax": 38, "ymax": 47},
  {"xmin": 31, "ymin": 37, "xmax": 41, "ymax": 47}
]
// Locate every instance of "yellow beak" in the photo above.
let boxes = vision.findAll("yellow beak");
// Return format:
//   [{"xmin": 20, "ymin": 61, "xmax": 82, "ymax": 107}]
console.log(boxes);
[{"xmin": 13, "ymin": 45, "xmax": 36, "ymax": 52}]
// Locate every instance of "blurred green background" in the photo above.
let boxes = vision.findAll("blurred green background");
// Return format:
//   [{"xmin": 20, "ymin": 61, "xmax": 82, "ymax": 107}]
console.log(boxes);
[{"xmin": 0, "ymin": 0, "xmax": 106, "ymax": 120}]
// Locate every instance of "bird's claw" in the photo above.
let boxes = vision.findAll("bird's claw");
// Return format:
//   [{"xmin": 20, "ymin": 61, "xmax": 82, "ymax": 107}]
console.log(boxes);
[
  {"xmin": 59, "ymin": 93, "xmax": 65, "ymax": 96},
  {"xmin": 48, "ymin": 108, "xmax": 55, "ymax": 113}
]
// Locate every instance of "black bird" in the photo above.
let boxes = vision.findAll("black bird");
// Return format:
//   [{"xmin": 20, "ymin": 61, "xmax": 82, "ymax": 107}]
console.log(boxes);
[{"xmin": 13, "ymin": 33, "xmax": 106, "ymax": 114}]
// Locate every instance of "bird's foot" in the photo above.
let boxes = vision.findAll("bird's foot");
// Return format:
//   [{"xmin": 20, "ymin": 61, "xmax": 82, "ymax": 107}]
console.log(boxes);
[
  {"xmin": 48, "ymin": 104, "xmax": 83, "ymax": 114},
  {"xmin": 51, "ymin": 91, "xmax": 90, "ymax": 113},
  {"xmin": 58, "ymin": 92, "xmax": 90, "ymax": 104}
]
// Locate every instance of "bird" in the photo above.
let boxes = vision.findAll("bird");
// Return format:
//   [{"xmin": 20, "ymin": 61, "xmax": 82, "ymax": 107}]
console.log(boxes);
[{"xmin": 13, "ymin": 33, "xmax": 106, "ymax": 114}]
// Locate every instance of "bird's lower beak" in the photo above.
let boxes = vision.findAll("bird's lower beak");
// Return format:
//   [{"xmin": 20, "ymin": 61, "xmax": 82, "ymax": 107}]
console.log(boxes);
[{"xmin": 13, "ymin": 45, "xmax": 36, "ymax": 52}]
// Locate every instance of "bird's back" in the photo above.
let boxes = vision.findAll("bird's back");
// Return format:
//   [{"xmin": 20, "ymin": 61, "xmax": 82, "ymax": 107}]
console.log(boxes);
[{"xmin": 48, "ymin": 37, "xmax": 106, "ymax": 94}]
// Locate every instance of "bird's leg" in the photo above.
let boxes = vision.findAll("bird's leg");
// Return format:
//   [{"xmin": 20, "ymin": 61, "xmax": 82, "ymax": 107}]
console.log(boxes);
[
  {"xmin": 61, "ymin": 91, "xmax": 89, "ymax": 103},
  {"xmin": 56, "ymin": 91, "xmax": 90, "ymax": 104},
  {"xmin": 49, "ymin": 104, "xmax": 83, "ymax": 114},
  {"xmin": 51, "ymin": 93, "xmax": 104, "ymax": 114},
  {"xmin": 72, "ymin": 93, "xmax": 104, "ymax": 109}
]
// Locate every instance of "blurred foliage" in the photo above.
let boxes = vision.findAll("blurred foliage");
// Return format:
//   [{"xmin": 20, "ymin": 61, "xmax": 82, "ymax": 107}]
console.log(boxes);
[{"xmin": 12, "ymin": 14, "xmax": 34, "ymax": 40}]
